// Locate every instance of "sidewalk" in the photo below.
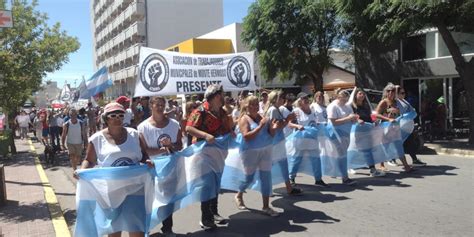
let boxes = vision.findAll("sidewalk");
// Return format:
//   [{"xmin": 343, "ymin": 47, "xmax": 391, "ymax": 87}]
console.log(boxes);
[
  {"xmin": 0, "ymin": 138, "xmax": 68, "ymax": 237},
  {"xmin": 423, "ymin": 138, "xmax": 474, "ymax": 157}
]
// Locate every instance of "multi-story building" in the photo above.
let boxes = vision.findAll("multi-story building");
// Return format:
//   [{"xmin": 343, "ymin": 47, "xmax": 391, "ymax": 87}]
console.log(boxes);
[{"xmin": 90, "ymin": 0, "xmax": 223, "ymax": 98}]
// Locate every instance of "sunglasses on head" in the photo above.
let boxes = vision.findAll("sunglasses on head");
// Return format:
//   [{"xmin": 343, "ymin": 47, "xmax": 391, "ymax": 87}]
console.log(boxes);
[{"xmin": 107, "ymin": 113, "xmax": 125, "ymax": 119}]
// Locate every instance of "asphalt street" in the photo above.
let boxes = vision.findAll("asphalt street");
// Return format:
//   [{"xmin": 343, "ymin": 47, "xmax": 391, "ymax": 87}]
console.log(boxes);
[{"xmin": 31, "ymin": 140, "xmax": 473, "ymax": 237}]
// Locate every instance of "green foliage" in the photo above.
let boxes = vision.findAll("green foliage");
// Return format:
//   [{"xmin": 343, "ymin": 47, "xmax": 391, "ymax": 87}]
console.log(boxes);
[
  {"xmin": 336, "ymin": 0, "xmax": 474, "ymax": 44},
  {"xmin": 0, "ymin": 0, "xmax": 80, "ymax": 113},
  {"xmin": 242, "ymin": 0, "xmax": 345, "ymax": 90}
]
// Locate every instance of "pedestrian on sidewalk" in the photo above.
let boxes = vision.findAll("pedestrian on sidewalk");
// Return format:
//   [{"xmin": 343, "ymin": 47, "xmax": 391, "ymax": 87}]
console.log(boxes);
[
  {"xmin": 61, "ymin": 108, "xmax": 87, "ymax": 171},
  {"xmin": 15, "ymin": 110, "xmax": 31, "ymax": 140}
]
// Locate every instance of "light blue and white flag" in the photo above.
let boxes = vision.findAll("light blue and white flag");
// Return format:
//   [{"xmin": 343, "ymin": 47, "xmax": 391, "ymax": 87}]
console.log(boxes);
[
  {"xmin": 149, "ymin": 135, "xmax": 232, "ymax": 229},
  {"xmin": 347, "ymin": 118, "xmax": 408, "ymax": 169},
  {"xmin": 286, "ymin": 125, "xmax": 324, "ymax": 180},
  {"xmin": 80, "ymin": 66, "xmax": 113, "ymax": 99},
  {"xmin": 221, "ymin": 124, "xmax": 274, "ymax": 196},
  {"xmin": 74, "ymin": 165, "xmax": 154, "ymax": 237},
  {"xmin": 320, "ymin": 123, "xmax": 352, "ymax": 177}
]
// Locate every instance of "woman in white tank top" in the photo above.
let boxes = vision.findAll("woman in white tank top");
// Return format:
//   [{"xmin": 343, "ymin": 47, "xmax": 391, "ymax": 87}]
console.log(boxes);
[
  {"xmin": 79, "ymin": 102, "xmax": 149, "ymax": 237},
  {"xmin": 137, "ymin": 96, "xmax": 182, "ymax": 236}
]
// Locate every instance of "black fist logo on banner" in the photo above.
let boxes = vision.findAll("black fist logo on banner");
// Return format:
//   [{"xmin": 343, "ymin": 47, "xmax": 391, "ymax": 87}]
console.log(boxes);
[
  {"xmin": 140, "ymin": 53, "xmax": 169, "ymax": 92},
  {"xmin": 227, "ymin": 56, "xmax": 251, "ymax": 88}
]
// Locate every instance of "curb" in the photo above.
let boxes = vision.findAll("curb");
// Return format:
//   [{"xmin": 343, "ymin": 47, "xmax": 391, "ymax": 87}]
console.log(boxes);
[
  {"xmin": 424, "ymin": 144, "xmax": 474, "ymax": 158},
  {"xmin": 28, "ymin": 140, "xmax": 72, "ymax": 237}
]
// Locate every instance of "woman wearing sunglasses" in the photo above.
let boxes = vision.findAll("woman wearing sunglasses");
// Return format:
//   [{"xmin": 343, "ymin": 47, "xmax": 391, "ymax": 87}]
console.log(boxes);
[
  {"xmin": 375, "ymin": 83, "xmax": 414, "ymax": 172},
  {"xmin": 79, "ymin": 102, "xmax": 149, "ymax": 237}
]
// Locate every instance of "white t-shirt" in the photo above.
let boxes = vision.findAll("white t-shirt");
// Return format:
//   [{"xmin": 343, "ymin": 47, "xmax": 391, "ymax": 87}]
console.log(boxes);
[
  {"xmin": 137, "ymin": 118, "xmax": 180, "ymax": 150},
  {"xmin": 89, "ymin": 127, "xmax": 142, "ymax": 167},
  {"xmin": 123, "ymin": 108, "xmax": 133, "ymax": 126},
  {"xmin": 327, "ymin": 100, "xmax": 353, "ymax": 122},
  {"xmin": 16, "ymin": 115, "xmax": 30, "ymax": 127},
  {"xmin": 56, "ymin": 116, "xmax": 64, "ymax": 127},
  {"xmin": 266, "ymin": 106, "xmax": 284, "ymax": 120},
  {"xmin": 65, "ymin": 120, "xmax": 83, "ymax": 144},
  {"xmin": 310, "ymin": 103, "xmax": 328, "ymax": 124},
  {"xmin": 279, "ymin": 105, "xmax": 293, "ymax": 136},
  {"xmin": 231, "ymin": 108, "xmax": 240, "ymax": 121},
  {"xmin": 293, "ymin": 107, "xmax": 317, "ymax": 127}
]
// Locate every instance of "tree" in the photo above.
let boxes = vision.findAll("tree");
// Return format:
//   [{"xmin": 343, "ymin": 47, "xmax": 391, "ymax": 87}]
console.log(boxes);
[
  {"xmin": 337, "ymin": 0, "xmax": 474, "ymax": 144},
  {"xmin": 242, "ymin": 0, "xmax": 346, "ymax": 91},
  {"xmin": 0, "ymin": 0, "xmax": 80, "ymax": 114}
]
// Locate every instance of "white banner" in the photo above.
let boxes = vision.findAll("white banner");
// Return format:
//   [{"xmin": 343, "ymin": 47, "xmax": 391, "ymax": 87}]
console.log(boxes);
[{"xmin": 134, "ymin": 47, "xmax": 257, "ymax": 97}]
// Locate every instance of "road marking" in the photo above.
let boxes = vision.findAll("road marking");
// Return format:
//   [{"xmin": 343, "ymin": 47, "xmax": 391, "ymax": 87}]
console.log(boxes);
[{"xmin": 28, "ymin": 140, "xmax": 71, "ymax": 237}]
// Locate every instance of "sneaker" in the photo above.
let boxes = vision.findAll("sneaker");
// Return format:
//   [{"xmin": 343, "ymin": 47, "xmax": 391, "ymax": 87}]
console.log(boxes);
[
  {"xmin": 234, "ymin": 196, "xmax": 247, "ymax": 210},
  {"xmin": 199, "ymin": 219, "xmax": 217, "ymax": 230},
  {"xmin": 370, "ymin": 169, "xmax": 386, "ymax": 177},
  {"xmin": 162, "ymin": 231, "xmax": 177, "ymax": 237},
  {"xmin": 412, "ymin": 159, "xmax": 427, "ymax": 166},
  {"xmin": 288, "ymin": 187, "xmax": 303, "ymax": 196},
  {"xmin": 314, "ymin": 180, "xmax": 330, "ymax": 187},
  {"xmin": 289, "ymin": 177, "xmax": 296, "ymax": 186},
  {"xmin": 262, "ymin": 207, "xmax": 280, "ymax": 217},
  {"xmin": 342, "ymin": 178, "xmax": 357, "ymax": 186},
  {"xmin": 348, "ymin": 169, "xmax": 357, "ymax": 175},
  {"xmin": 387, "ymin": 160, "xmax": 398, "ymax": 167},
  {"xmin": 213, "ymin": 214, "xmax": 228, "ymax": 225}
]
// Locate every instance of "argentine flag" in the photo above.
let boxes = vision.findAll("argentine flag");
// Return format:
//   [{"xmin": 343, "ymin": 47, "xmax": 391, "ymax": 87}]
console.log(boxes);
[
  {"xmin": 221, "ymin": 123, "xmax": 274, "ymax": 195},
  {"xmin": 286, "ymin": 125, "xmax": 324, "ymax": 180},
  {"xmin": 74, "ymin": 165, "xmax": 154, "ymax": 237},
  {"xmin": 320, "ymin": 123, "xmax": 352, "ymax": 177},
  {"xmin": 149, "ymin": 135, "xmax": 233, "ymax": 229},
  {"xmin": 80, "ymin": 66, "xmax": 113, "ymax": 99}
]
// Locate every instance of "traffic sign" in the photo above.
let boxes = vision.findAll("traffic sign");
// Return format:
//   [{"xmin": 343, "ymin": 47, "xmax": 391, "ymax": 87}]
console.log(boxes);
[{"xmin": 0, "ymin": 10, "xmax": 13, "ymax": 28}]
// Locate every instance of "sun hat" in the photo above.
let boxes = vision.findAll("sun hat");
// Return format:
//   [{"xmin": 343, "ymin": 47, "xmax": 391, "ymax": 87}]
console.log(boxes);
[{"xmin": 104, "ymin": 102, "xmax": 125, "ymax": 114}]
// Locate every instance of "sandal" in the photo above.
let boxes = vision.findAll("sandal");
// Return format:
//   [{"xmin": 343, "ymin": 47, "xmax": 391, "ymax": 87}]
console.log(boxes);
[
  {"xmin": 262, "ymin": 207, "xmax": 280, "ymax": 217},
  {"xmin": 234, "ymin": 195, "xmax": 247, "ymax": 210}
]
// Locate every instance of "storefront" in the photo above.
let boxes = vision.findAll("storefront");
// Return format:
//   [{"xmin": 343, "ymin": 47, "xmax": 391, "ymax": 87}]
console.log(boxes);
[{"xmin": 402, "ymin": 76, "xmax": 469, "ymax": 138}]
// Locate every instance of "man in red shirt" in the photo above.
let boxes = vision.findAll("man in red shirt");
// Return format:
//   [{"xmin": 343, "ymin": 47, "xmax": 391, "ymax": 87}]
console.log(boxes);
[{"xmin": 186, "ymin": 84, "xmax": 233, "ymax": 230}]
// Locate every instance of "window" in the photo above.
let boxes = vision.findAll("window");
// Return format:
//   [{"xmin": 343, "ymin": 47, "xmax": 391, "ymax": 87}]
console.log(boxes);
[
  {"xmin": 402, "ymin": 35, "xmax": 426, "ymax": 61},
  {"xmin": 438, "ymin": 32, "xmax": 474, "ymax": 57}
]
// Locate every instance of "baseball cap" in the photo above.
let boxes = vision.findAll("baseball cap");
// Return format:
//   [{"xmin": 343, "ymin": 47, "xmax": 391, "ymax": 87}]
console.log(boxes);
[
  {"xmin": 297, "ymin": 92, "xmax": 309, "ymax": 99},
  {"xmin": 104, "ymin": 102, "xmax": 125, "ymax": 114},
  {"xmin": 116, "ymin": 96, "xmax": 130, "ymax": 104}
]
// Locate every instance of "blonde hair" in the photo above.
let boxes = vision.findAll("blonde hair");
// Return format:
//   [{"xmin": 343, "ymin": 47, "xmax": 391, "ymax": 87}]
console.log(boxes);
[
  {"xmin": 239, "ymin": 95, "xmax": 259, "ymax": 119},
  {"xmin": 263, "ymin": 90, "xmax": 284, "ymax": 116},
  {"xmin": 382, "ymin": 83, "xmax": 396, "ymax": 99},
  {"xmin": 334, "ymin": 88, "xmax": 350, "ymax": 99}
]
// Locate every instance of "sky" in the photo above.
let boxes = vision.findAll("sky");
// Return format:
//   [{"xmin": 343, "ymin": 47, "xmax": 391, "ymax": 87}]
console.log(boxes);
[{"xmin": 32, "ymin": 0, "xmax": 255, "ymax": 89}]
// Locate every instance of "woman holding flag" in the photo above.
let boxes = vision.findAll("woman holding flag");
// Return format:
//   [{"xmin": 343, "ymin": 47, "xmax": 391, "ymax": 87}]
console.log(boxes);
[
  {"xmin": 138, "ymin": 96, "xmax": 182, "ymax": 237},
  {"xmin": 234, "ymin": 95, "xmax": 280, "ymax": 216},
  {"xmin": 287, "ymin": 92, "xmax": 328, "ymax": 187},
  {"xmin": 375, "ymin": 83, "xmax": 414, "ymax": 172},
  {"xmin": 77, "ymin": 102, "xmax": 150, "ymax": 237},
  {"xmin": 325, "ymin": 89, "xmax": 358, "ymax": 185},
  {"xmin": 264, "ymin": 90, "xmax": 303, "ymax": 195},
  {"xmin": 349, "ymin": 88, "xmax": 386, "ymax": 177}
]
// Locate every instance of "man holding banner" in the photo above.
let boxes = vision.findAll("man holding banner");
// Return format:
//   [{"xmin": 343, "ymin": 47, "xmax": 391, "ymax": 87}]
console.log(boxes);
[{"xmin": 185, "ymin": 84, "xmax": 233, "ymax": 230}]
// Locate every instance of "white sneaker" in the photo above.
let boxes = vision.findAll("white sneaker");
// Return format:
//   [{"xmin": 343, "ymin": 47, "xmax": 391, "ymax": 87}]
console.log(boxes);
[
  {"xmin": 348, "ymin": 169, "xmax": 357, "ymax": 175},
  {"xmin": 262, "ymin": 207, "xmax": 280, "ymax": 217},
  {"xmin": 387, "ymin": 160, "xmax": 398, "ymax": 167},
  {"xmin": 370, "ymin": 169, "xmax": 386, "ymax": 177}
]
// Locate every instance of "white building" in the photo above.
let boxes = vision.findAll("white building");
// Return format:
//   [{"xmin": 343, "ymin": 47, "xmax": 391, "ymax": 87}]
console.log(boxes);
[{"xmin": 90, "ymin": 0, "xmax": 223, "ymax": 98}]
